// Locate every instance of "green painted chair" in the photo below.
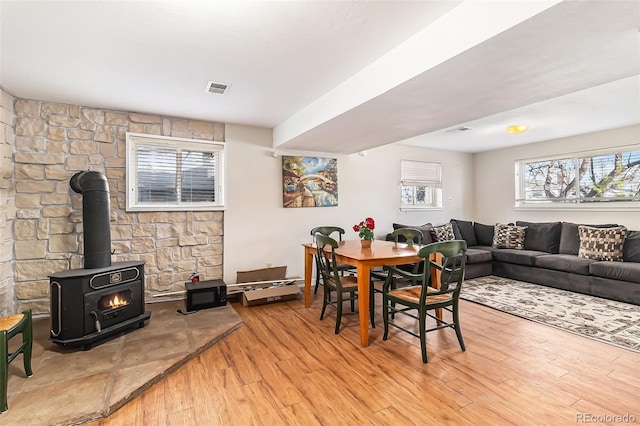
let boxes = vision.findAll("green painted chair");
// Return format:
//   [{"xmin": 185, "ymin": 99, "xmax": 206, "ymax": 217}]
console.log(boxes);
[
  {"xmin": 382, "ymin": 240, "xmax": 467, "ymax": 363},
  {"xmin": 316, "ymin": 234, "xmax": 374, "ymax": 334},
  {"xmin": 0, "ymin": 310, "xmax": 33, "ymax": 412},
  {"xmin": 370, "ymin": 227, "xmax": 424, "ymax": 326},
  {"xmin": 310, "ymin": 226, "xmax": 356, "ymax": 295}
]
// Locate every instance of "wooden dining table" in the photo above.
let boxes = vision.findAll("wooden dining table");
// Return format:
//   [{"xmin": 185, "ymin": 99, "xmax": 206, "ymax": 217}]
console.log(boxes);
[{"xmin": 303, "ymin": 239, "xmax": 428, "ymax": 347}]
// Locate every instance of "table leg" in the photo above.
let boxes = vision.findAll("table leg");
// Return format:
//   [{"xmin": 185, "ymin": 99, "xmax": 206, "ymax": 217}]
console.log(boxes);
[
  {"xmin": 357, "ymin": 264, "xmax": 370, "ymax": 347},
  {"xmin": 304, "ymin": 247, "xmax": 313, "ymax": 308}
]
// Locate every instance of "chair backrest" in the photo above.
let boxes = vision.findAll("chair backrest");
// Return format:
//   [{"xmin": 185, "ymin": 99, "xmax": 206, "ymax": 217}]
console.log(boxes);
[
  {"xmin": 388, "ymin": 227, "xmax": 423, "ymax": 245},
  {"xmin": 315, "ymin": 234, "xmax": 343, "ymax": 287},
  {"xmin": 311, "ymin": 226, "xmax": 345, "ymax": 243},
  {"xmin": 417, "ymin": 240, "xmax": 467, "ymax": 297},
  {"xmin": 311, "ymin": 227, "xmax": 345, "ymax": 283}
]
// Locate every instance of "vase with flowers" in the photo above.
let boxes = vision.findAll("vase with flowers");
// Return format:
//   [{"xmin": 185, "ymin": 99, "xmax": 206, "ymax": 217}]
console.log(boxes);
[{"xmin": 353, "ymin": 217, "xmax": 375, "ymax": 248}]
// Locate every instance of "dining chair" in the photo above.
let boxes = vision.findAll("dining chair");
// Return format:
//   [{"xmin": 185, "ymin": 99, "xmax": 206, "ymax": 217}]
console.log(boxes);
[
  {"xmin": 310, "ymin": 226, "xmax": 356, "ymax": 295},
  {"xmin": 1, "ymin": 310, "xmax": 33, "ymax": 412},
  {"xmin": 315, "ymin": 234, "xmax": 374, "ymax": 334},
  {"xmin": 382, "ymin": 240, "xmax": 467, "ymax": 363},
  {"xmin": 369, "ymin": 227, "xmax": 423, "ymax": 327}
]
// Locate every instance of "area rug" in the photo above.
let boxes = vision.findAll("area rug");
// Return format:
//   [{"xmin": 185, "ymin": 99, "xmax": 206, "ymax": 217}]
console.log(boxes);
[
  {"xmin": 461, "ymin": 276, "xmax": 640, "ymax": 353},
  {"xmin": 4, "ymin": 301, "xmax": 243, "ymax": 425}
]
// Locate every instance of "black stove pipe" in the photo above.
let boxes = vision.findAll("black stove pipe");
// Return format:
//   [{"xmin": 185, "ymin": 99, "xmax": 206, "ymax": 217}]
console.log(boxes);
[{"xmin": 70, "ymin": 171, "xmax": 112, "ymax": 269}]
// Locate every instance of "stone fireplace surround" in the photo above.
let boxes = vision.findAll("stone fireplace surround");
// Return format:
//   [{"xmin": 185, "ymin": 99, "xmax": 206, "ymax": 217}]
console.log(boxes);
[{"xmin": 0, "ymin": 87, "xmax": 225, "ymax": 316}]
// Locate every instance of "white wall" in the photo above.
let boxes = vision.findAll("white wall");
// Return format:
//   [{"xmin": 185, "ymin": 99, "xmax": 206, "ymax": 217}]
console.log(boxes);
[
  {"xmin": 224, "ymin": 124, "xmax": 474, "ymax": 283},
  {"xmin": 474, "ymin": 125, "xmax": 640, "ymax": 229}
]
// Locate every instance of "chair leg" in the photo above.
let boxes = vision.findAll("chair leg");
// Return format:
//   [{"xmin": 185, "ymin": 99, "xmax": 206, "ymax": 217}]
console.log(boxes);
[
  {"xmin": 314, "ymin": 256, "xmax": 321, "ymax": 295},
  {"xmin": 314, "ymin": 275, "xmax": 320, "ymax": 294},
  {"xmin": 0, "ymin": 330, "xmax": 8, "ymax": 413},
  {"xmin": 390, "ymin": 277, "xmax": 397, "ymax": 319},
  {"xmin": 369, "ymin": 280, "xmax": 375, "ymax": 328},
  {"xmin": 419, "ymin": 307, "xmax": 428, "ymax": 363},
  {"xmin": 23, "ymin": 311, "xmax": 33, "ymax": 377},
  {"xmin": 453, "ymin": 301, "xmax": 466, "ymax": 352},
  {"xmin": 382, "ymin": 294, "xmax": 390, "ymax": 340},
  {"xmin": 335, "ymin": 291, "xmax": 343, "ymax": 334},
  {"xmin": 320, "ymin": 285, "xmax": 329, "ymax": 320}
]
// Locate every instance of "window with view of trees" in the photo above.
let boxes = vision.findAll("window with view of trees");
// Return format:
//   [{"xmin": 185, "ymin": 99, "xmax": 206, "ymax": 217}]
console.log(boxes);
[
  {"xmin": 400, "ymin": 160, "xmax": 442, "ymax": 210},
  {"xmin": 516, "ymin": 147, "xmax": 640, "ymax": 208},
  {"xmin": 126, "ymin": 133, "xmax": 226, "ymax": 211}
]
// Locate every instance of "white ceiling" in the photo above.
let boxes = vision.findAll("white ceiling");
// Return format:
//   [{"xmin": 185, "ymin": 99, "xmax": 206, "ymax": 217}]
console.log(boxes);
[{"xmin": 1, "ymin": 0, "xmax": 639, "ymax": 154}]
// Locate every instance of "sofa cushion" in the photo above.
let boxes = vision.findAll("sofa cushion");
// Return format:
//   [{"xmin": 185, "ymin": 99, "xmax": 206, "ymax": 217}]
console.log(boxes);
[
  {"xmin": 492, "ymin": 249, "xmax": 547, "ymax": 266},
  {"xmin": 392, "ymin": 223, "xmax": 433, "ymax": 244},
  {"xmin": 578, "ymin": 225, "xmax": 627, "ymax": 261},
  {"xmin": 589, "ymin": 261, "xmax": 640, "ymax": 284},
  {"xmin": 450, "ymin": 219, "xmax": 477, "ymax": 246},
  {"xmin": 515, "ymin": 221, "xmax": 562, "ymax": 253},
  {"xmin": 534, "ymin": 254, "xmax": 596, "ymax": 275},
  {"xmin": 558, "ymin": 222, "xmax": 619, "ymax": 255},
  {"xmin": 474, "ymin": 222, "xmax": 494, "ymax": 246},
  {"xmin": 623, "ymin": 230, "xmax": 640, "ymax": 262},
  {"xmin": 430, "ymin": 223, "xmax": 455, "ymax": 242},
  {"xmin": 465, "ymin": 248, "xmax": 493, "ymax": 264},
  {"xmin": 492, "ymin": 223, "xmax": 526, "ymax": 250}
]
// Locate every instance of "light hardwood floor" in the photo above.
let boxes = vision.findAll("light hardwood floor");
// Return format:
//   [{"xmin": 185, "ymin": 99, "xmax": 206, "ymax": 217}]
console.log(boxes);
[{"xmin": 96, "ymin": 290, "xmax": 640, "ymax": 425}]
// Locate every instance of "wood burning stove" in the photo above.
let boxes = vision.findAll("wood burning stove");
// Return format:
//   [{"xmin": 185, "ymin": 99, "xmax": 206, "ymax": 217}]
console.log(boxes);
[
  {"xmin": 50, "ymin": 261, "xmax": 150, "ymax": 348},
  {"xmin": 49, "ymin": 171, "xmax": 150, "ymax": 349}
]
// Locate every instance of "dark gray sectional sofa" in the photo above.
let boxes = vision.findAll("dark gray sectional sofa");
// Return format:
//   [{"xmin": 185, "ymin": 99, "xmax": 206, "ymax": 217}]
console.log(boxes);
[{"xmin": 387, "ymin": 220, "xmax": 640, "ymax": 305}]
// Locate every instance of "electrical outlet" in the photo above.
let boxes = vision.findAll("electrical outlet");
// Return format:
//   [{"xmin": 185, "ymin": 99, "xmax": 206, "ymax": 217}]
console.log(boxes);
[{"xmin": 266, "ymin": 262, "xmax": 272, "ymax": 268}]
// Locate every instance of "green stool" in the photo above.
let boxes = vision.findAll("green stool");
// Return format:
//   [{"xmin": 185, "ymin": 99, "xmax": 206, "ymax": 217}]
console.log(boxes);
[{"xmin": 0, "ymin": 310, "xmax": 33, "ymax": 413}]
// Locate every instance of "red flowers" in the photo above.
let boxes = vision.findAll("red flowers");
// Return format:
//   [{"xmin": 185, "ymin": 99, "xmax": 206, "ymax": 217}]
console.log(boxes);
[{"xmin": 353, "ymin": 217, "xmax": 375, "ymax": 240}]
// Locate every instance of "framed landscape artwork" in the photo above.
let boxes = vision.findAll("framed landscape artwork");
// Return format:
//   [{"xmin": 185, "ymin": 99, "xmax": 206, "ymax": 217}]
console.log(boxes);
[{"xmin": 282, "ymin": 156, "xmax": 338, "ymax": 208}]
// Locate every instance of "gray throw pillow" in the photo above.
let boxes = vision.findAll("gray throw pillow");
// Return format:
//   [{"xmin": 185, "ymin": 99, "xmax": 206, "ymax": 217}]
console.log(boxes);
[
  {"xmin": 516, "ymin": 221, "xmax": 562, "ymax": 253},
  {"xmin": 623, "ymin": 230, "xmax": 640, "ymax": 262},
  {"xmin": 473, "ymin": 222, "xmax": 495, "ymax": 246},
  {"xmin": 393, "ymin": 223, "xmax": 433, "ymax": 244},
  {"xmin": 451, "ymin": 219, "xmax": 477, "ymax": 246}
]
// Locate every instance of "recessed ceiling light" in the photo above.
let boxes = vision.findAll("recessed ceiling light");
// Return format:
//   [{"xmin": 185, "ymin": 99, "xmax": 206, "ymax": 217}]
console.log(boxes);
[
  {"xmin": 205, "ymin": 81, "xmax": 230, "ymax": 95},
  {"xmin": 506, "ymin": 124, "xmax": 529, "ymax": 134}
]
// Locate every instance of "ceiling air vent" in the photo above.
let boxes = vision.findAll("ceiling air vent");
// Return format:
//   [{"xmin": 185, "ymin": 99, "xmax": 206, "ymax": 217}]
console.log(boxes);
[
  {"xmin": 205, "ymin": 81, "xmax": 230, "ymax": 95},
  {"xmin": 446, "ymin": 126, "xmax": 472, "ymax": 133}
]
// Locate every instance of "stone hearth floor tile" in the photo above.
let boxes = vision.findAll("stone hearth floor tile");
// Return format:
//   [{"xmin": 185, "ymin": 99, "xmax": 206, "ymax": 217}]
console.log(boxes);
[
  {"xmin": 190, "ymin": 321, "xmax": 242, "ymax": 349},
  {"xmin": 119, "ymin": 331, "xmax": 191, "ymax": 367},
  {"xmin": 108, "ymin": 355, "xmax": 186, "ymax": 411},
  {"xmin": 3, "ymin": 301, "xmax": 243, "ymax": 425},
  {"xmin": 19, "ymin": 341, "xmax": 121, "ymax": 391},
  {"xmin": 4, "ymin": 372, "xmax": 111, "ymax": 425},
  {"xmin": 184, "ymin": 305, "xmax": 240, "ymax": 329}
]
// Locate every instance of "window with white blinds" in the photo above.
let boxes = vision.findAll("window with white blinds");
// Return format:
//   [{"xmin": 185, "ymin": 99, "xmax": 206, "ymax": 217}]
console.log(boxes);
[
  {"xmin": 400, "ymin": 160, "xmax": 442, "ymax": 210},
  {"xmin": 126, "ymin": 133, "xmax": 226, "ymax": 211},
  {"xmin": 515, "ymin": 146, "xmax": 640, "ymax": 209}
]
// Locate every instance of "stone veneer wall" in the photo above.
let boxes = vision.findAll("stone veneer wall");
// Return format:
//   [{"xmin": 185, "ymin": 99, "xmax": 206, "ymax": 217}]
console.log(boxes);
[
  {"xmin": 12, "ymin": 97, "xmax": 225, "ymax": 315},
  {"xmin": 0, "ymin": 89, "xmax": 16, "ymax": 316}
]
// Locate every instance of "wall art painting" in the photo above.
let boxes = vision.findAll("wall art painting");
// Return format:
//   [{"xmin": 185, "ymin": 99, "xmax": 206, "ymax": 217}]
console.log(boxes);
[{"xmin": 282, "ymin": 156, "xmax": 338, "ymax": 208}]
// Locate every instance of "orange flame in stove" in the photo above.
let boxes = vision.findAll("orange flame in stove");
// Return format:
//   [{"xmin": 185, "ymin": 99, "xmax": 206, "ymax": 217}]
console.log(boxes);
[{"xmin": 108, "ymin": 294, "xmax": 128, "ymax": 308}]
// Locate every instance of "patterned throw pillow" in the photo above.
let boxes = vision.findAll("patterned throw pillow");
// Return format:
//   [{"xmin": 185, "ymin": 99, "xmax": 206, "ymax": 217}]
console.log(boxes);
[
  {"xmin": 430, "ymin": 223, "xmax": 455, "ymax": 242},
  {"xmin": 492, "ymin": 223, "xmax": 526, "ymax": 250},
  {"xmin": 578, "ymin": 225, "xmax": 627, "ymax": 261}
]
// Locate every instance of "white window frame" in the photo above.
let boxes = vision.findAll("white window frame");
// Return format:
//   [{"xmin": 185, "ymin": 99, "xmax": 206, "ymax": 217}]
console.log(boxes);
[
  {"xmin": 400, "ymin": 160, "xmax": 443, "ymax": 211},
  {"xmin": 515, "ymin": 145, "xmax": 640, "ymax": 211},
  {"xmin": 126, "ymin": 132, "xmax": 226, "ymax": 212}
]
